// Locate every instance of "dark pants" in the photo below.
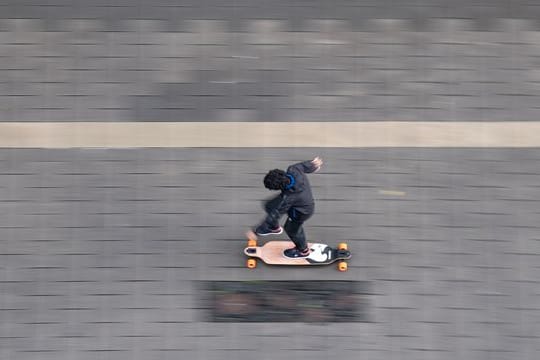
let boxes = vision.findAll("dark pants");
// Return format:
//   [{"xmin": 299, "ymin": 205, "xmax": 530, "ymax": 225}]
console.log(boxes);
[
  {"xmin": 262, "ymin": 196, "xmax": 312, "ymax": 251},
  {"xmin": 284, "ymin": 210, "xmax": 311, "ymax": 252}
]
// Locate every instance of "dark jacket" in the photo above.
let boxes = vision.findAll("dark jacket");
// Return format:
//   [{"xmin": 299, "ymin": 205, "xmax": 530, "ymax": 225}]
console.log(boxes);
[{"xmin": 260, "ymin": 160, "xmax": 317, "ymax": 227}]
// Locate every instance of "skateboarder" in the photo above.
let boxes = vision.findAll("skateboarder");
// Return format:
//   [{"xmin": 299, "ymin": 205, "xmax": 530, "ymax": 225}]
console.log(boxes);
[{"xmin": 247, "ymin": 157, "xmax": 323, "ymax": 258}]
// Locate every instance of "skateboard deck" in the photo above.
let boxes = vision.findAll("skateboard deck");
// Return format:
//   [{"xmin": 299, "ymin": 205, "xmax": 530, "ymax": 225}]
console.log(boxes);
[{"xmin": 244, "ymin": 240, "xmax": 351, "ymax": 270}]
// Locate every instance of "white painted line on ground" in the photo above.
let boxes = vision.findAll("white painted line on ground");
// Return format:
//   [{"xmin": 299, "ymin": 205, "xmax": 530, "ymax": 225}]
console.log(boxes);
[
  {"xmin": 0, "ymin": 122, "xmax": 538, "ymax": 148},
  {"xmin": 378, "ymin": 190, "xmax": 407, "ymax": 196}
]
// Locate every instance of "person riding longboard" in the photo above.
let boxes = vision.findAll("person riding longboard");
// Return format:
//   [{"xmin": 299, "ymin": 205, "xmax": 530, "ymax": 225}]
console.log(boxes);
[{"xmin": 247, "ymin": 156, "xmax": 323, "ymax": 259}]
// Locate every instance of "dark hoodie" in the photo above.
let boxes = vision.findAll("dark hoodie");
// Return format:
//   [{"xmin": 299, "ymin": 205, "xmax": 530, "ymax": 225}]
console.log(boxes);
[{"xmin": 261, "ymin": 160, "xmax": 317, "ymax": 227}]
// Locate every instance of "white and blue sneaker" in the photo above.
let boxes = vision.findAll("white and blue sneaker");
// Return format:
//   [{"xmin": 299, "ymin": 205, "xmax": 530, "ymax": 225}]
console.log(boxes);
[{"xmin": 255, "ymin": 226, "xmax": 283, "ymax": 236}]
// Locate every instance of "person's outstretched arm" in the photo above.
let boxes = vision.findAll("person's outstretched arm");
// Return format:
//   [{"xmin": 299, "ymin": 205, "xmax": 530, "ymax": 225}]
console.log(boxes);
[
  {"xmin": 255, "ymin": 194, "xmax": 293, "ymax": 232},
  {"xmin": 288, "ymin": 156, "xmax": 323, "ymax": 174}
]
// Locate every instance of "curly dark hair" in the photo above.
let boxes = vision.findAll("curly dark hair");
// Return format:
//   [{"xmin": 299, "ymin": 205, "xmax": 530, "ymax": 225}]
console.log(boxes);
[{"xmin": 263, "ymin": 169, "xmax": 289, "ymax": 190}]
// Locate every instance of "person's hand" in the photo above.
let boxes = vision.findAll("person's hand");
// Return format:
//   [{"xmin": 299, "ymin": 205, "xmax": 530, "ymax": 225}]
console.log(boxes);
[
  {"xmin": 246, "ymin": 230, "xmax": 258, "ymax": 241},
  {"xmin": 311, "ymin": 156, "xmax": 323, "ymax": 172}
]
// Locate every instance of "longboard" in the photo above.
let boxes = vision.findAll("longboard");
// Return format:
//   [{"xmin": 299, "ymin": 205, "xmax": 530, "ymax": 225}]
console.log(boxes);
[{"xmin": 244, "ymin": 239, "xmax": 351, "ymax": 271}]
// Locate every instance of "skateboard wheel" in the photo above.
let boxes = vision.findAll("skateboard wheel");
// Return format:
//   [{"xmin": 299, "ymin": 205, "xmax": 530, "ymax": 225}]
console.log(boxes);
[
  {"xmin": 338, "ymin": 243, "xmax": 348, "ymax": 250},
  {"xmin": 247, "ymin": 239, "xmax": 257, "ymax": 247},
  {"xmin": 247, "ymin": 258, "xmax": 257, "ymax": 269},
  {"xmin": 338, "ymin": 261, "xmax": 348, "ymax": 272}
]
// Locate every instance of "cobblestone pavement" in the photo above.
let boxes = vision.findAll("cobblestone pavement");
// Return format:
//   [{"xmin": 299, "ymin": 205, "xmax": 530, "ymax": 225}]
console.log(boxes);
[
  {"xmin": 1, "ymin": 148, "xmax": 539, "ymax": 360},
  {"xmin": 2, "ymin": 1, "xmax": 539, "ymax": 359},
  {"xmin": 1, "ymin": 1, "xmax": 540, "ymax": 121}
]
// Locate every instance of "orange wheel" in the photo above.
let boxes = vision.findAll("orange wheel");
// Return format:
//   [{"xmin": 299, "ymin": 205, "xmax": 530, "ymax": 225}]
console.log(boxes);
[
  {"xmin": 247, "ymin": 239, "xmax": 257, "ymax": 247},
  {"xmin": 338, "ymin": 243, "xmax": 348, "ymax": 250},
  {"xmin": 338, "ymin": 261, "xmax": 348, "ymax": 272},
  {"xmin": 247, "ymin": 258, "xmax": 257, "ymax": 269}
]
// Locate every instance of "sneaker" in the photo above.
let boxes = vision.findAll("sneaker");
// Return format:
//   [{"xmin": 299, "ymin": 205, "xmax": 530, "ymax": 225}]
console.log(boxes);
[
  {"xmin": 283, "ymin": 247, "xmax": 311, "ymax": 259},
  {"xmin": 256, "ymin": 226, "xmax": 283, "ymax": 236}
]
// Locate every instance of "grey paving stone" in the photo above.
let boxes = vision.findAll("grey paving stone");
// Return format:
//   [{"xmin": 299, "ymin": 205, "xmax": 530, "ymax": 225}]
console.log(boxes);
[
  {"xmin": 1, "ymin": 148, "xmax": 540, "ymax": 359},
  {"xmin": 2, "ymin": 1, "xmax": 540, "ymax": 121}
]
